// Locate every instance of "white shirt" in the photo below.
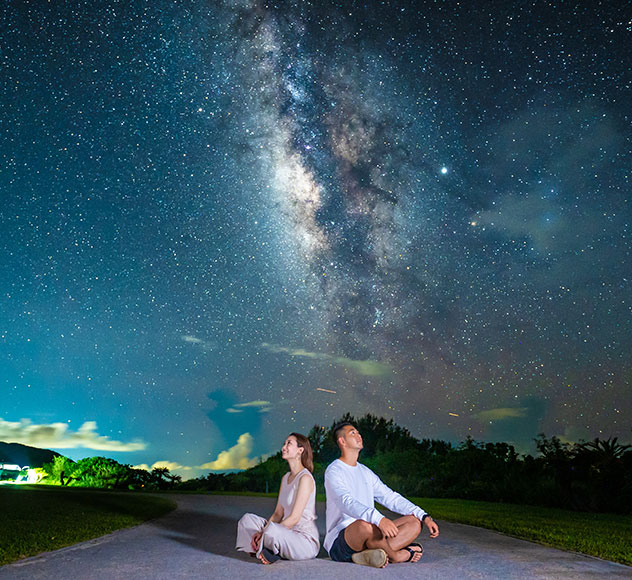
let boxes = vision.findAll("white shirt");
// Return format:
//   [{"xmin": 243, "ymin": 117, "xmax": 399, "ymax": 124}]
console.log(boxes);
[{"xmin": 324, "ymin": 458, "xmax": 427, "ymax": 553}]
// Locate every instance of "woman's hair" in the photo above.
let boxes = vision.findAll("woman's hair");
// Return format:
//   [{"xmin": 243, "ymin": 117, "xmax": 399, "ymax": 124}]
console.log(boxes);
[{"xmin": 289, "ymin": 432, "xmax": 314, "ymax": 473}]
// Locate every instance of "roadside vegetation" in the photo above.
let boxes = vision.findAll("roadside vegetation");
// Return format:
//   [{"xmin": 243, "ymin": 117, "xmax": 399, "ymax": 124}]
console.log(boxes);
[
  {"xmin": 410, "ymin": 497, "xmax": 632, "ymax": 566},
  {"xmin": 0, "ymin": 486, "xmax": 175, "ymax": 566}
]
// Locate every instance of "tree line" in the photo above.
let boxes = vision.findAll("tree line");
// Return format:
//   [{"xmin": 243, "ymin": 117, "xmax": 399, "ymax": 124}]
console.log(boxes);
[
  {"xmin": 40, "ymin": 413, "xmax": 631, "ymax": 514},
  {"xmin": 42, "ymin": 455, "xmax": 182, "ymax": 490},
  {"xmin": 180, "ymin": 413, "xmax": 632, "ymax": 515}
]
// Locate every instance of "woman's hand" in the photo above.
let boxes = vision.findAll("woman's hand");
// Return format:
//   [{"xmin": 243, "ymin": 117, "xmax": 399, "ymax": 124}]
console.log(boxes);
[{"xmin": 251, "ymin": 531, "xmax": 262, "ymax": 552}]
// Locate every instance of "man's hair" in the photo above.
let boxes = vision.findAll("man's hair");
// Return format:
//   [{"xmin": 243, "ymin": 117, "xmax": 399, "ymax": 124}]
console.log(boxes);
[{"xmin": 332, "ymin": 421, "xmax": 356, "ymax": 448}]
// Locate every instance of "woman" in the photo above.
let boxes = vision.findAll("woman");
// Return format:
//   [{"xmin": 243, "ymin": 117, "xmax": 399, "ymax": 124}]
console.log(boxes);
[{"xmin": 236, "ymin": 432, "xmax": 319, "ymax": 564}]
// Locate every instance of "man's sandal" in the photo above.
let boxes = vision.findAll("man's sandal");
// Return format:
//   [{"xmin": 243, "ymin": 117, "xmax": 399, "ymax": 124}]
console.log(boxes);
[
  {"xmin": 351, "ymin": 548, "xmax": 388, "ymax": 568},
  {"xmin": 404, "ymin": 542, "xmax": 423, "ymax": 562}
]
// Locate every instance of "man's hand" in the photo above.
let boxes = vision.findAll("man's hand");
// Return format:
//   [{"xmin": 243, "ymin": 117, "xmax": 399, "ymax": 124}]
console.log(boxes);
[
  {"xmin": 251, "ymin": 531, "xmax": 263, "ymax": 552},
  {"xmin": 423, "ymin": 516, "xmax": 439, "ymax": 538},
  {"xmin": 378, "ymin": 517, "xmax": 399, "ymax": 538}
]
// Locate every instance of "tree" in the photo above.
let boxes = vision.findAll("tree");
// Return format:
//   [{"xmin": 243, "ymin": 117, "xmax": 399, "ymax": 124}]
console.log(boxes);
[
  {"xmin": 72, "ymin": 457, "xmax": 131, "ymax": 489},
  {"xmin": 43, "ymin": 455, "xmax": 75, "ymax": 486},
  {"xmin": 575, "ymin": 437, "xmax": 631, "ymax": 512},
  {"xmin": 151, "ymin": 467, "xmax": 171, "ymax": 490}
]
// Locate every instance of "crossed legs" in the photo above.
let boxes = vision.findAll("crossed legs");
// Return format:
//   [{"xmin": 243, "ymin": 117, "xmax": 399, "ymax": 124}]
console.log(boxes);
[{"xmin": 344, "ymin": 515, "xmax": 422, "ymax": 563}]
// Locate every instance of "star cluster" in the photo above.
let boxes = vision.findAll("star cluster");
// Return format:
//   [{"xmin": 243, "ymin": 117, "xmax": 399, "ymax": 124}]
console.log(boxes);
[{"xmin": 1, "ymin": 0, "xmax": 630, "ymax": 473}]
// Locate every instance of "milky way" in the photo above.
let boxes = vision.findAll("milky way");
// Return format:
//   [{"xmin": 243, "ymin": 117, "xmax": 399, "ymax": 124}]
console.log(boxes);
[{"xmin": 1, "ymin": 0, "xmax": 630, "ymax": 476}]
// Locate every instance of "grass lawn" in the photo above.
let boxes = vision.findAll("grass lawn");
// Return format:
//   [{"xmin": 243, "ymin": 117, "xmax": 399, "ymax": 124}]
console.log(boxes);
[
  {"xmin": 0, "ymin": 485, "xmax": 176, "ymax": 566},
  {"xmin": 409, "ymin": 497, "xmax": 632, "ymax": 566}
]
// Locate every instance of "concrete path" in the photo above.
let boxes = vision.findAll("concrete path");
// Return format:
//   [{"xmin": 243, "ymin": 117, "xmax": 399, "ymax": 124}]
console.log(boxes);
[{"xmin": 1, "ymin": 495, "xmax": 630, "ymax": 579}]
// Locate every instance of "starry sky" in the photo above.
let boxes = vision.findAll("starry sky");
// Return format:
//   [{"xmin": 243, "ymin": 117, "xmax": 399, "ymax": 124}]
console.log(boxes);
[{"xmin": 1, "ymin": 0, "xmax": 630, "ymax": 477}]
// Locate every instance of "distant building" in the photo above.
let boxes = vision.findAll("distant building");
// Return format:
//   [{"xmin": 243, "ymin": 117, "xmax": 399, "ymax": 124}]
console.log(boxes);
[{"xmin": 0, "ymin": 463, "xmax": 30, "ymax": 482}]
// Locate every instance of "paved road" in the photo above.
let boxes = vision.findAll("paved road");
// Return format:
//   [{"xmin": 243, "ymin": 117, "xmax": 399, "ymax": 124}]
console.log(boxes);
[{"xmin": 2, "ymin": 495, "xmax": 630, "ymax": 579}]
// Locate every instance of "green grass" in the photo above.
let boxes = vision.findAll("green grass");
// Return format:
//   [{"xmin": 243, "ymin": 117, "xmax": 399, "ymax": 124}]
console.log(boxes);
[
  {"xmin": 408, "ymin": 497, "xmax": 632, "ymax": 566},
  {"xmin": 0, "ymin": 485, "xmax": 176, "ymax": 566}
]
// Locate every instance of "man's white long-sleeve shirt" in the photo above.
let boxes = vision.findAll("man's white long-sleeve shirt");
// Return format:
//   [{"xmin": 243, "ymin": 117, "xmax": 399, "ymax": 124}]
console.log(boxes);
[{"xmin": 324, "ymin": 458, "xmax": 427, "ymax": 553}]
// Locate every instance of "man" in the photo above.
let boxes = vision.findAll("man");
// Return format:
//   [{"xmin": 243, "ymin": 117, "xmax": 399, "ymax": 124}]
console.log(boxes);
[{"xmin": 324, "ymin": 421, "xmax": 439, "ymax": 568}]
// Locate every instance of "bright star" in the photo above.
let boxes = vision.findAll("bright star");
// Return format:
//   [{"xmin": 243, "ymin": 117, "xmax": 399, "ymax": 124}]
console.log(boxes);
[{"xmin": 441, "ymin": 166, "xmax": 448, "ymax": 175}]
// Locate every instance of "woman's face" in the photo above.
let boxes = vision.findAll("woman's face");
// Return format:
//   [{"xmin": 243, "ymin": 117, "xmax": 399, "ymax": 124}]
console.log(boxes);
[{"xmin": 281, "ymin": 436, "xmax": 303, "ymax": 461}]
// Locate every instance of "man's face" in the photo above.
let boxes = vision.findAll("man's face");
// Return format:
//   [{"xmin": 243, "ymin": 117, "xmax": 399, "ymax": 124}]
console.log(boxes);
[{"xmin": 340, "ymin": 425, "xmax": 363, "ymax": 450}]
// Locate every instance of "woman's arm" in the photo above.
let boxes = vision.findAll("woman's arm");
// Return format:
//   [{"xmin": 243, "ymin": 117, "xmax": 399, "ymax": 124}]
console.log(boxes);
[
  {"xmin": 280, "ymin": 474, "xmax": 314, "ymax": 529},
  {"xmin": 268, "ymin": 494, "xmax": 285, "ymax": 524},
  {"xmin": 266, "ymin": 476, "xmax": 287, "ymax": 524},
  {"xmin": 252, "ymin": 486, "xmax": 285, "ymax": 551}
]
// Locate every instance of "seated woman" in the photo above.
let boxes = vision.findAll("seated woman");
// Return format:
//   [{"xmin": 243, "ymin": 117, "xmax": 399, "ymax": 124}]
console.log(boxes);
[{"xmin": 236, "ymin": 432, "xmax": 319, "ymax": 564}]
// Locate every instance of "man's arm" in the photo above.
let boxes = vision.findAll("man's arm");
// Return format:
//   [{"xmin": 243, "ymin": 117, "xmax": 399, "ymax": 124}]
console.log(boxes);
[
  {"xmin": 370, "ymin": 469, "xmax": 426, "ymax": 519},
  {"xmin": 370, "ymin": 467, "xmax": 439, "ymax": 536},
  {"xmin": 325, "ymin": 465, "xmax": 384, "ymax": 527}
]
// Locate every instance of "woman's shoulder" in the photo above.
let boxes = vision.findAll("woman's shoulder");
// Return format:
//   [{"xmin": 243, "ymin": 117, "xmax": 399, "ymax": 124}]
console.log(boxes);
[{"xmin": 297, "ymin": 469, "xmax": 315, "ymax": 486}]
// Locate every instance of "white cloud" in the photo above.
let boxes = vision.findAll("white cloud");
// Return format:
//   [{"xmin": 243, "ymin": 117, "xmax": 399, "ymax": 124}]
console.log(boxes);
[
  {"xmin": 150, "ymin": 460, "xmax": 183, "ymax": 471},
  {"xmin": 262, "ymin": 343, "xmax": 391, "ymax": 376},
  {"xmin": 201, "ymin": 433, "xmax": 259, "ymax": 471},
  {"xmin": 0, "ymin": 419, "xmax": 146, "ymax": 451},
  {"xmin": 475, "ymin": 407, "xmax": 528, "ymax": 422},
  {"xmin": 131, "ymin": 437, "xmax": 265, "ymax": 478},
  {"xmin": 151, "ymin": 460, "xmax": 196, "ymax": 473},
  {"xmin": 233, "ymin": 400, "xmax": 270, "ymax": 408},
  {"xmin": 132, "ymin": 463, "xmax": 150, "ymax": 471},
  {"xmin": 226, "ymin": 400, "xmax": 272, "ymax": 414},
  {"xmin": 181, "ymin": 335, "xmax": 216, "ymax": 350}
]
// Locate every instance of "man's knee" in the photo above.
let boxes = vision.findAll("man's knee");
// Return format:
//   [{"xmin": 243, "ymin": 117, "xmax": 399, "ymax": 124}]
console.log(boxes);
[
  {"xmin": 400, "ymin": 514, "xmax": 422, "ymax": 534},
  {"xmin": 412, "ymin": 516, "xmax": 422, "ymax": 535},
  {"xmin": 345, "ymin": 519, "xmax": 378, "ymax": 548},
  {"xmin": 352, "ymin": 519, "xmax": 374, "ymax": 537}
]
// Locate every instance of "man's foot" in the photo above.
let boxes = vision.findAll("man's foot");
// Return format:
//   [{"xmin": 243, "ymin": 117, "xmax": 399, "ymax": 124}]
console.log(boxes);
[
  {"xmin": 404, "ymin": 542, "xmax": 423, "ymax": 563},
  {"xmin": 351, "ymin": 548, "xmax": 388, "ymax": 568},
  {"xmin": 257, "ymin": 547, "xmax": 280, "ymax": 564}
]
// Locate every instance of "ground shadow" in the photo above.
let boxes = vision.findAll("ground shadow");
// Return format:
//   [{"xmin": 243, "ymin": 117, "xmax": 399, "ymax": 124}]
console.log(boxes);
[{"xmin": 150, "ymin": 500, "xmax": 330, "ymax": 563}]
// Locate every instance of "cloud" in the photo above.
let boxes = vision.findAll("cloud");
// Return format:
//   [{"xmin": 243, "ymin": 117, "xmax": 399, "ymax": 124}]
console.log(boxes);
[
  {"xmin": 474, "ymin": 398, "xmax": 547, "ymax": 453},
  {"xmin": 233, "ymin": 400, "xmax": 270, "ymax": 408},
  {"xmin": 262, "ymin": 343, "xmax": 391, "ymax": 376},
  {"xmin": 132, "ymin": 461, "xmax": 196, "ymax": 474},
  {"xmin": 181, "ymin": 335, "xmax": 216, "ymax": 350},
  {"xmin": 150, "ymin": 460, "xmax": 186, "ymax": 471},
  {"xmin": 0, "ymin": 419, "xmax": 146, "ymax": 451},
  {"xmin": 226, "ymin": 400, "xmax": 272, "ymax": 414},
  {"xmin": 201, "ymin": 433, "xmax": 259, "ymax": 471},
  {"xmin": 132, "ymin": 463, "xmax": 150, "ymax": 471},
  {"xmin": 475, "ymin": 407, "xmax": 528, "ymax": 422}
]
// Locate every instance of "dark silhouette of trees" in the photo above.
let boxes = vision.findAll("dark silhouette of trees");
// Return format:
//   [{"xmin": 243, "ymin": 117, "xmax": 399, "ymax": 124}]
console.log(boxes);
[
  {"xmin": 186, "ymin": 414, "xmax": 630, "ymax": 515},
  {"xmin": 36, "ymin": 413, "xmax": 631, "ymax": 515}
]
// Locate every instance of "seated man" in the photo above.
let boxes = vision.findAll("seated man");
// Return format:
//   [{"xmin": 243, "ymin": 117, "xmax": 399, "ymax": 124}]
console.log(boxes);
[{"xmin": 324, "ymin": 421, "xmax": 439, "ymax": 568}]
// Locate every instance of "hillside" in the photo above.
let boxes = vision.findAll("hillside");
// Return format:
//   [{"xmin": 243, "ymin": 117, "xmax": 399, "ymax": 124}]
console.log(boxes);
[{"xmin": 0, "ymin": 441, "xmax": 61, "ymax": 468}]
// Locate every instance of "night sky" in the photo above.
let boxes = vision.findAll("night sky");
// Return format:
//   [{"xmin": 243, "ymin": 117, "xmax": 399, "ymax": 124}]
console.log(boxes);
[{"xmin": 2, "ymin": 0, "xmax": 630, "ymax": 477}]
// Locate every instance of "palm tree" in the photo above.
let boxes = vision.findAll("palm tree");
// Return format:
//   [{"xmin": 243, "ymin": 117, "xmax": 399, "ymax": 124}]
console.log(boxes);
[{"xmin": 151, "ymin": 467, "xmax": 170, "ymax": 489}]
